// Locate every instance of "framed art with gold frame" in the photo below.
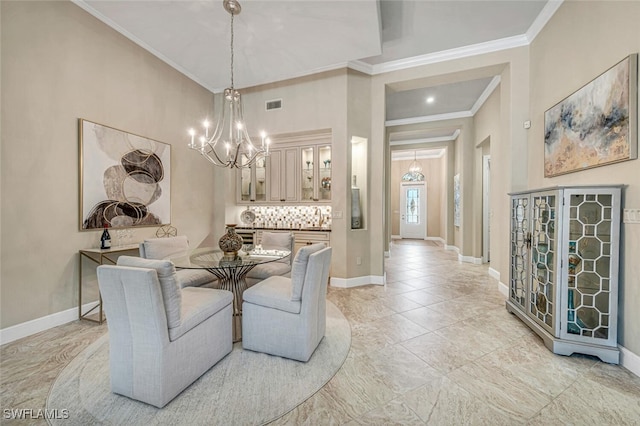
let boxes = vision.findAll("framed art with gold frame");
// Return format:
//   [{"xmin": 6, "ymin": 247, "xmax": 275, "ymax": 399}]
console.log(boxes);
[{"xmin": 544, "ymin": 54, "xmax": 638, "ymax": 177}]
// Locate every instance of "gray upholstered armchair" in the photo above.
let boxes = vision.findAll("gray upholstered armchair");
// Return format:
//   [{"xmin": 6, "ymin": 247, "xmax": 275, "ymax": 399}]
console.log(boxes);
[
  {"xmin": 97, "ymin": 256, "xmax": 233, "ymax": 408},
  {"xmin": 245, "ymin": 231, "xmax": 295, "ymax": 287},
  {"xmin": 242, "ymin": 243, "xmax": 332, "ymax": 362},
  {"xmin": 139, "ymin": 235, "xmax": 217, "ymax": 288}
]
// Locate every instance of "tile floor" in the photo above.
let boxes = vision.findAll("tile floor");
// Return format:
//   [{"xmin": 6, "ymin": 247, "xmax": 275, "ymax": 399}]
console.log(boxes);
[
  {"xmin": 275, "ymin": 239, "xmax": 640, "ymax": 425},
  {"xmin": 2, "ymin": 239, "xmax": 640, "ymax": 425}
]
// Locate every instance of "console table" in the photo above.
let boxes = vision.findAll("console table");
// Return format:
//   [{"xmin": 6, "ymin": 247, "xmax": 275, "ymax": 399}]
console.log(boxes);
[{"xmin": 79, "ymin": 244, "xmax": 139, "ymax": 323}]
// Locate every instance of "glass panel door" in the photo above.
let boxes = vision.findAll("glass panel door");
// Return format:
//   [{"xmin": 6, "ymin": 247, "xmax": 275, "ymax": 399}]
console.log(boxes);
[
  {"xmin": 255, "ymin": 155, "xmax": 266, "ymax": 202},
  {"xmin": 318, "ymin": 145, "xmax": 331, "ymax": 201},
  {"xmin": 301, "ymin": 147, "xmax": 314, "ymax": 201},
  {"xmin": 529, "ymin": 194, "xmax": 557, "ymax": 333},
  {"xmin": 510, "ymin": 196, "xmax": 529, "ymax": 309},
  {"xmin": 565, "ymin": 192, "xmax": 614, "ymax": 341}
]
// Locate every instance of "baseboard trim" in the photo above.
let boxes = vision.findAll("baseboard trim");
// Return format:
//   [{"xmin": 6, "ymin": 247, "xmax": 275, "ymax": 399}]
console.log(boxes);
[
  {"xmin": 458, "ymin": 254, "xmax": 482, "ymax": 264},
  {"xmin": 391, "ymin": 234, "xmax": 401, "ymax": 240},
  {"xmin": 330, "ymin": 275, "xmax": 385, "ymax": 288},
  {"xmin": 498, "ymin": 281, "xmax": 509, "ymax": 297},
  {"xmin": 488, "ymin": 267, "xmax": 501, "ymax": 281},
  {"xmin": 620, "ymin": 345, "xmax": 640, "ymax": 378},
  {"xmin": 425, "ymin": 237, "xmax": 445, "ymax": 243},
  {"xmin": 445, "ymin": 245, "xmax": 459, "ymax": 253},
  {"xmin": 0, "ymin": 301, "xmax": 99, "ymax": 346}
]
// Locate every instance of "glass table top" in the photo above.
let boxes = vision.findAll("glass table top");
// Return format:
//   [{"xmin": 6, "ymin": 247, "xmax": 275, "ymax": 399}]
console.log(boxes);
[{"xmin": 170, "ymin": 247, "xmax": 290, "ymax": 270}]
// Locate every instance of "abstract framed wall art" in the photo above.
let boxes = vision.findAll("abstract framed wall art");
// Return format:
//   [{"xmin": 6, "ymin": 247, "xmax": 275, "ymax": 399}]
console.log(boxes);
[
  {"xmin": 544, "ymin": 54, "xmax": 638, "ymax": 177},
  {"xmin": 79, "ymin": 119, "xmax": 171, "ymax": 230}
]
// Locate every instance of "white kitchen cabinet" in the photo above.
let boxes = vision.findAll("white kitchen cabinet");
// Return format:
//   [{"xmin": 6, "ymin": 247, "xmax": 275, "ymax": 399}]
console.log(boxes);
[{"xmin": 268, "ymin": 147, "xmax": 298, "ymax": 203}]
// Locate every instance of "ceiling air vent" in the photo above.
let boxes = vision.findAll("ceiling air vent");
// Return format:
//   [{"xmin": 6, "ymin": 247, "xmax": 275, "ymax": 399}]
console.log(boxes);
[{"xmin": 265, "ymin": 99, "xmax": 282, "ymax": 111}]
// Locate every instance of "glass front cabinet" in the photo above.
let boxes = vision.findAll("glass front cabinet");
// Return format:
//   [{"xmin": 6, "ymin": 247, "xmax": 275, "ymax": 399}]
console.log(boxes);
[
  {"xmin": 507, "ymin": 186, "xmax": 622, "ymax": 363},
  {"xmin": 238, "ymin": 154, "xmax": 267, "ymax": 203},
  {"xmin": 300, "ymin": 144, "xmax": 331, "ymax": 203}
]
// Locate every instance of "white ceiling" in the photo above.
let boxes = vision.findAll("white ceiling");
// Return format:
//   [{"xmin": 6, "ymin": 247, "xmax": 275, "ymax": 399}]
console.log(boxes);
[{"xmin": 73, "ymin": 0, "xmax": 558, "ymax": 156}]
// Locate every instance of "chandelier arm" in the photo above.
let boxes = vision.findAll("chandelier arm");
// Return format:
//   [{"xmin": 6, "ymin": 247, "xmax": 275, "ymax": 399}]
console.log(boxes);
[{"xmin": 201, "ymin": 143, "xmax": 231, "ymax": 167}]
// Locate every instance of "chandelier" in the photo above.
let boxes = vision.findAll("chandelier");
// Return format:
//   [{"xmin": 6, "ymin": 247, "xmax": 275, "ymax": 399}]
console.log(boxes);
[
  {"xmin": 402, "ymin": 151, "xmax": 425, "ymax": 181},
  {"xmin": 188, "ymin": 0, "xmax": 269, "ymax": 169}
]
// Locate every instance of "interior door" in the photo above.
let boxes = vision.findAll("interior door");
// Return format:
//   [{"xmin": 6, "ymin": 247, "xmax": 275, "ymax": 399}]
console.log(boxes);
[{"xmin": 400, "ymin": 182, "xmax": 426, "ymax": 239}]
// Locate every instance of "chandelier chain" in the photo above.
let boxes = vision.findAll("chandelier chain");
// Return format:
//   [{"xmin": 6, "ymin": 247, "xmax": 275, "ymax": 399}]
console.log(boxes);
[{"xmin": 230, "ymin": 11, "xmax": 234, "ymax": 89}]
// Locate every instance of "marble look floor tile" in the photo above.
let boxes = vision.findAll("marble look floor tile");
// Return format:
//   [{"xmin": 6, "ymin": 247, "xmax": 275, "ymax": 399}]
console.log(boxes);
[
  {"xmin": 349, "ymin": 314, "xmax": 429, "ymax": 355},
  {"xmin": 528, "ymin": 372, "xmax": 640, "ymax": 425},
  {"xmin": 379, "ymin": 293, "xmax": 424, "ymax": 313},
  {"xmin": 401, "ymin": 376, "xmax": 519, "ymax": 425},
  {"xmin": 399, "ymin": 290, "xmax": 448, "ymax": 307},
  {"xmin": 433, "ymin": 322, "xmax": 507, "ymax": 359},
  {"xmin": 477, "ymin": 337, "xmax": 598, "ymax": 398},
  {"xmin": 346, "ymin": 398, "xmax": 425, "ymax": 426},
  {"xmin": 270, "ymin": 387, "xmax": 354, "ymax": 425},
  {"xmin": 360, "ymin": 344, "xmax": 442, "ymax": 395},
  {"xmin": 400, "ymin": 307, "xmax": 460, "ymax": 332},
  {"xmin": 319, "ymin": 355, "xmax": 398, "ymax": 419},
  {"xmin": 447, "ymin": 361, "xmax": 552, "ymax": 421},
  {"xmin": 401, "ymin": 332, "xmax": 478, "ymax": 373}
]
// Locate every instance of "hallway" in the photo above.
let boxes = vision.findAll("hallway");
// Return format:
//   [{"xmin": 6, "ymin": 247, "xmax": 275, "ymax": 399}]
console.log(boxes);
[{"xmin": 277, "ymin": 239, "xmax": 640, "ymax": 424}]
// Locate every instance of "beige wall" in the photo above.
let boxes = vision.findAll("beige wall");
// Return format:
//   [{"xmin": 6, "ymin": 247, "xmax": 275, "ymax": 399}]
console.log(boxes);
[
  {"xmin": 473, "ymin": 86, "xmax": 501, "ymax": 259},
  {"xmin": 529, "ymin": 2, "xmax": 640, "ymax": 355},
  {"xmin": 0, "ymin": 1, "xmax": 224, "ymax": 328},
  {"xmin": 390, "ymin": 158, "xmax": 444, "ymax": 238}
]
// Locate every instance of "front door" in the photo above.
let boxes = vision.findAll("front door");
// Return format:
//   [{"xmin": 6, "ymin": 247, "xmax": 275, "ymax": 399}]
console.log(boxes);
[{"xmin": 400, "ymin": 182, "xmax": 426, "ymax": 239}]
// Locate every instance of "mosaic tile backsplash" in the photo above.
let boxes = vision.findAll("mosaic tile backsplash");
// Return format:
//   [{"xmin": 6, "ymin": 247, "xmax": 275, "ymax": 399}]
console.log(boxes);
[{"xmin": 247, "ymin": 206, "xmax": 332, "ymax": 229}]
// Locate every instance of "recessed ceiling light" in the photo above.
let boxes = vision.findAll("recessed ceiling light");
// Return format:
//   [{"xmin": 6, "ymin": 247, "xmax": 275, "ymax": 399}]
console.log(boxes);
[{"xmin": 426, "ymin": 96, "xmax": 435, "ymax": 104}]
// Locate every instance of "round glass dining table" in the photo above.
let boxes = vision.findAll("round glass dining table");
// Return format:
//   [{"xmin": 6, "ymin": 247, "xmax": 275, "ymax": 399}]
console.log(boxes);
[{"xmin": 171, "ymin": 247, "xmax": 291, "ymax": 341}]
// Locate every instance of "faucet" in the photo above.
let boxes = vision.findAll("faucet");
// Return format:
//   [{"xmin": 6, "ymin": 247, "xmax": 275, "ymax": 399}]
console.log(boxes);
[{"xmin": 315, "ymin": 207, "xmax": 324, "ymax": 227}]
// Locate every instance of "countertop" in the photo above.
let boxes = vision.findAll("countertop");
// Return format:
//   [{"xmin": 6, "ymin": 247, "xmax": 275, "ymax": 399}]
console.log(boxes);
[{"xmin": 235, "ymin": 226, "xmax": 331, "ymax": 232}]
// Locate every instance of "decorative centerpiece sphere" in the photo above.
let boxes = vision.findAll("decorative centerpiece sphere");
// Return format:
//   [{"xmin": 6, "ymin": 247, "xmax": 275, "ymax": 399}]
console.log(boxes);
[{"xmin": 219, "ymin": 224, "xmax": 244, "ymax": 257}]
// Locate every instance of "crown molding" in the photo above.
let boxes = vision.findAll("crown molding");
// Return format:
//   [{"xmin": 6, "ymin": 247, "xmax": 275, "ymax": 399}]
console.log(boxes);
[
  {"xmin": 526, "ymin": 0, "xmax": 564, "ymax": 43},
  {"xmin": 360, "ymin": 35, "xmax": 529, "ymax": 76},
  {"xmin": 386, "ymin": 111, "xmax": 472, "ymax": 127},
  {"xmin": 390, "ymin": 129, "xmax": 460, "ymax": 146},
  {"xmin": 470, "ymin": 75, "xmax": 501, "ymax": 115}
]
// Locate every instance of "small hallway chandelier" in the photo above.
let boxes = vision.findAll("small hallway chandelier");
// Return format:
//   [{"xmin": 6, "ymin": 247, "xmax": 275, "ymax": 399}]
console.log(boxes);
[
  {"xmin": 402, "ymin": 151, "xmax": 425, "ymax": 181},
  {"xmin": 188, "ymin": 0, "xmax": 269, "ymax": 169}
]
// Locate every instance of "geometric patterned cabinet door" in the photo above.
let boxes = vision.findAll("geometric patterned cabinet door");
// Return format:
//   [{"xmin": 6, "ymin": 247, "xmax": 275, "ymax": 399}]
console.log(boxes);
[{"xmin": 507, "ymin": 186, "xmax": 622, "ymax": 364}]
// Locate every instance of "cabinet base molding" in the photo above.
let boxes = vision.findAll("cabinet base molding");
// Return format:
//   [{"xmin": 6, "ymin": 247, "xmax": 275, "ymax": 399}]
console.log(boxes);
[{"xmin": 506, "ymin": 300, "xmax": 620, "ymax": 364}]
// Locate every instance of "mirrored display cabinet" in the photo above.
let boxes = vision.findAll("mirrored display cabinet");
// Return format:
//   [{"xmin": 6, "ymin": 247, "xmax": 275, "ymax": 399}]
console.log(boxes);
[{"xmin": 507, "ymin": 186, "xmax": 622, "ymax": 363}]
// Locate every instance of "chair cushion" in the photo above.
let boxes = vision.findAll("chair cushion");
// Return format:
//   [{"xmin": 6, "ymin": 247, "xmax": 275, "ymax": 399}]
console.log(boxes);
[
  {"xmin": 117, "ymin": 256, "xmax": 182, "ymax": 329},
  {"xmin": 169, "ymin": 287, "xmax": 233, "ymax": 341},
  {"xmin": 245, "ymin": 262, "xmax": 291, "ymax": 280},
  {"xmin": 261, "ymin": 232, "xmax": 293, "ymax": 264},
  {"xmin": 243, "ymin": 276, "xmax": 301, "ymax": 314},
  {"xmin": 176, "ymin": 269, "xmax": 216, "ymax": 288},
  {"xmin": 141, "ymin": 235, "xmax": 190, "ymax": 260},
  {"xmin": 290, "ymin": 243, "xmax": 326, "ymax": 301}
]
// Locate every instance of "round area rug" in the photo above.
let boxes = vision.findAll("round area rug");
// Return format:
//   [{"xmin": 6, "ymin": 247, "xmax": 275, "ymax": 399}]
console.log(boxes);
[{"xmin": 46, "ymin": 302, "xmax": 350, "ymax": 425}]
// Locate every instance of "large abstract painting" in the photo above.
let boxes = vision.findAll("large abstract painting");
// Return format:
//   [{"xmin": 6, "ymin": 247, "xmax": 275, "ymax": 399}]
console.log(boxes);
[
  {"xmin": 80, "ymin": 119, "xmax": 171, "ymax": 230},
  {"xmin": 544, "ymin": 54, "xmax": 638, "ymax": 177}
]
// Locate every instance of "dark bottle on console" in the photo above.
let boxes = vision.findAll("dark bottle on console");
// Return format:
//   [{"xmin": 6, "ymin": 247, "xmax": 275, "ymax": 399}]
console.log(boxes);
[{"xmin": 100, "ymin": 225, "xmax": 111, "ymax": 249}]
